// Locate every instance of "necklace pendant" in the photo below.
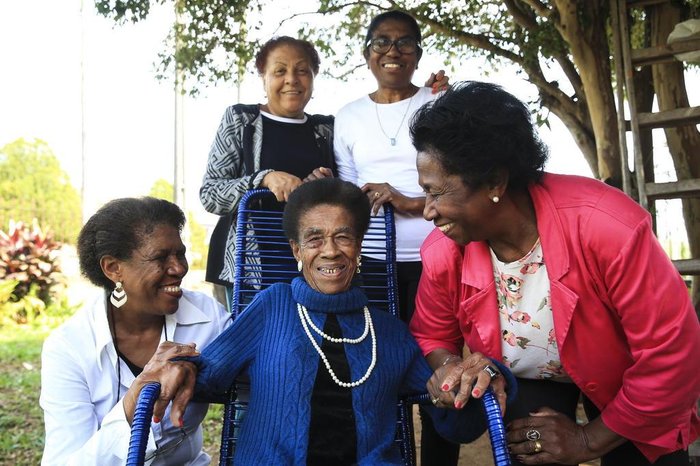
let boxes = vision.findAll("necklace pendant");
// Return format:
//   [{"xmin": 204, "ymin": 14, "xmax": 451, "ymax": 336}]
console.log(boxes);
[{"xmin": 390, "ymin": 138, "xmax": 396, "ymax": 146}]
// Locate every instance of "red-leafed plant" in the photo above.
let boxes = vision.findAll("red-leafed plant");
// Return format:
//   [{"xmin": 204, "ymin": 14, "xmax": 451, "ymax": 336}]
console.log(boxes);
[{"xmin": 0, "ymin": 220, "xmax": 64, "ymax": 321}]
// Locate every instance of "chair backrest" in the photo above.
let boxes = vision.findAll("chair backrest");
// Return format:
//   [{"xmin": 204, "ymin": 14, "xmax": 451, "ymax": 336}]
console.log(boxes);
[
  {"xmin": 227, "ymin": 189, "xmax": 398, "ymax": 318},
  {"xmin": 223, "ymin": 189, "xmax": 418, "ymax": 464}
]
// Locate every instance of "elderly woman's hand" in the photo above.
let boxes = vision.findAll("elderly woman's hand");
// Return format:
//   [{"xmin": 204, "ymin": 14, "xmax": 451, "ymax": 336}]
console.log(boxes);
[
  {"xmin": 303, "ymin": 167, "xmax": 334, "ymax": 183},
  {"xmin": 123, "ymin": 342, "xmax": 200, "ymax": 428},
  {"xmin": 424, "ymin": 70, "xmax": 449, "ymax": 94},
  {"xmin": 427, "ymin": 347, "xmax": 507, "ymax": 413},
  {"xmin": 262, "ymin": 171, "xmax": 304, "ymax": 202}
]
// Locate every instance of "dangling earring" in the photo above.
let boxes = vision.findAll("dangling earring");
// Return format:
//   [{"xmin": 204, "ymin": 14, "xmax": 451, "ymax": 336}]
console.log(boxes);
[
  {"xmin": 356, "ymin": 256, "xmax": 362, "ymax": 274},
  {"xmin": 492, "ymin": 196, "xmax": 500, "ymax": 204},
  {"xmin": 297, "ymin": 260, "xmax": 303, "ymax": 272},
  {"xmin": 110, "ymin": 281, "xmax": 127, "ymax": 308}
]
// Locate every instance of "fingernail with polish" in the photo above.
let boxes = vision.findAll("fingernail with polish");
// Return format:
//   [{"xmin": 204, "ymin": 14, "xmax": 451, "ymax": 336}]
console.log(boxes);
[
  {"xmin": 472, "ymin": 388, "xmax": 481, "ymax": 397},
  {"xmin": 152, "ymin": 416, "xmax": 160, "ymax": 423},
  {"xmin": 454, "ymin": 401, "xmax": 462, "ymax": 409},
  {"xmin": 441, "ymin": 384, "xmax": 450, "ymax": 391},
  {"xmin": 179, "ymin": 418, "xmax": 184, "ymax": 428}
]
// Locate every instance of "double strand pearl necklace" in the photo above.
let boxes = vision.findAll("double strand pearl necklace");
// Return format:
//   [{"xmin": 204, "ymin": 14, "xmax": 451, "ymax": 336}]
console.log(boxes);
[{"xmin": 297, "ymin": 303, "xmax": 377, "ymax": 388}]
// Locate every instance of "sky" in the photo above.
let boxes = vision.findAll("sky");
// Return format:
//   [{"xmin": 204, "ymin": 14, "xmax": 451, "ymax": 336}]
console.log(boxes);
[{"xmin": 0, "ymin": 0, "xmax": 694, "ymax": 250}]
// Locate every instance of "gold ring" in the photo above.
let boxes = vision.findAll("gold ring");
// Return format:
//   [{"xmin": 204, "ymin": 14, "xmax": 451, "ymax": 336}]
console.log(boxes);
[
  {"xmin": 431, "ymin": 396, "xmax": 440, "ymax": 406},
  {"xmin": 374, "ymin": 192, "xmax": 380, "ymax": 198},
  {"xmin": 533, "ymin": 440, "xmax": 542, "ymax": 453}
]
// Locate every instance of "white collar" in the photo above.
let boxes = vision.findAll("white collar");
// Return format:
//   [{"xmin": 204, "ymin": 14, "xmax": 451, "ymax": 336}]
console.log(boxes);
[
  {"xmin": 260, "ymin": 109, "xmax": 308, "ymax": 124},
  {"xmin": 93, "ymin": 290, "xmax": 211, "ymax": 370}
]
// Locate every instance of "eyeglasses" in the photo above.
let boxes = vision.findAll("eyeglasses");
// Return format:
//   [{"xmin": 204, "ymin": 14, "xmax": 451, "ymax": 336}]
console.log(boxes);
[
  {"xmin": 366, "ymin": 37, "xmax": 420, "ymax": 55},
  {"xmin": 144, "ymin": 427, "xmax": 188, "ymax": 462}
]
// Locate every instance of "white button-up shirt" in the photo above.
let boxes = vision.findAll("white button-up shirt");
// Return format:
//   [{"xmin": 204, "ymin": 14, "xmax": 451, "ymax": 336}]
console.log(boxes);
[{"xmin": 40, "ymin": 289, "xmax": 230, "ymax": 466}]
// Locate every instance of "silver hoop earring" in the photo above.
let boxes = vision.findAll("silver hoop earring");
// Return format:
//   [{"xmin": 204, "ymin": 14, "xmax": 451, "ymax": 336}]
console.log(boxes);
[
  {"xmin": 492, "ymin": 196, "xmax": 500, "ymax": 204},
  {"xmin": 297, "ymin": 260, "xmax": 303, "ymax": 272},
  {"xmin": 110, "ymin": 281, "xmax": 127, "ymax": 308},
  {"xmin": 356, "ymin": 256, "xmax": 362, "ymax": 274}
]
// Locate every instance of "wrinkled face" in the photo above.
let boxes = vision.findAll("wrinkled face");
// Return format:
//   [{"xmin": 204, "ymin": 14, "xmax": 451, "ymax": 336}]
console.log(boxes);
[
  {"xmin": 261, "ymin": 44, "xmax": 315, "ymax": 119},
  {"xmin": 417, "ymin": 151, "xmax": 492, "ymax": 246},
  {"xmin": 116, "ymin": 224, "xmax": 188, "ymax": 315},
  {"xmin": 366, "ymin": 18, "xmax": 420, "ymax": 91},
  {"xmin": 290, "ymin": 204, "xmax": 361, "ymax": 295}
]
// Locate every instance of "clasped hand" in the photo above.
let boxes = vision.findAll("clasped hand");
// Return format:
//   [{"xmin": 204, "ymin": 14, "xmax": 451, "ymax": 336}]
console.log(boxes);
[
  {"xmin": 124, "ymin": 341, "xmax": 200, "ymax": 428},
  {"xmin": 263, "ymin": 167, "xmax": 333, "ymax": 202},
  {"xmin": 427, "ymin": 349, "xmax": 507, "ymax": 413}
]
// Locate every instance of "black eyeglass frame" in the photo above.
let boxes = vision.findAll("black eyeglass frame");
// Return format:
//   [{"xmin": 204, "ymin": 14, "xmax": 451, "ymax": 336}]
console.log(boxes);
[{"xmin": 365, "ymin": 37, "xmax": 421, "ymax": 55}]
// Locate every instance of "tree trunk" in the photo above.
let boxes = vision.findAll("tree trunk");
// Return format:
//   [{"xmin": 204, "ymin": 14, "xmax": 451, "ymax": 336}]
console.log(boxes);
[
  {"xmin": 553, "ymin": 0, "xmax": 620, "ymax": 183},
  {"xmin": 538, "ymin": 91, "xmax": 599, "ymax": 177},
  {"xmin": 649, "ymin": 3, "xmax": 700, "ymax": 309}
]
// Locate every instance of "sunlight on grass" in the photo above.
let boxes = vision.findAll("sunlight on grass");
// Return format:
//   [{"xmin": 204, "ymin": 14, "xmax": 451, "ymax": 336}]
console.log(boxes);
[
  {"xmin": 0, "ymin": 324, "xmax": 50, "ymax": 465},
  {"xmin": 0, "ymin": 321, "xmax": 229, "ymax": 465}
]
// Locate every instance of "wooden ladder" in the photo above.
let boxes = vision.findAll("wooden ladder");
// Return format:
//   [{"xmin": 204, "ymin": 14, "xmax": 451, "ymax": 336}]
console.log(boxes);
[
  {"xmin": 611, "ymin": 1, "xmax": 700, "ymax": 463},
  {"xmin": 611, "ymin": 0, "xmax": 700, "ymax": 277}
]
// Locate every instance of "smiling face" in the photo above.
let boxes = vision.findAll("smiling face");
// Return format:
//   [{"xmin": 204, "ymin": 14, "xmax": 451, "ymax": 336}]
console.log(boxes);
[
  {"xmin": 417, "ymin": 151, "xmax": 494, "ymax": 246},
  {"xmin": 290, "ymin": 204, "xmax": 361, "ymax": 295},
  {"xmin": 261, "ymin": 43, "xmax": 314, "ymax": 119},
  {"xmin": 365, "ymin": 18, "xmax": 420, "ymax": 92},
  {"xmin": 108, "ymin": 224, "xmax": 188, "ymax": 316}
]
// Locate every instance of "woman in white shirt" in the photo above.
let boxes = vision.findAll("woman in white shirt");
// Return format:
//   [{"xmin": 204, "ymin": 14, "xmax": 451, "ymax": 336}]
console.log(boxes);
[
  {"xmin": 40, "ymin": 197, "xmax": 229, "ymax": 465},
  {"xmin": 333, "ymin": 10, "xmax": 458, "ymax": 466}
]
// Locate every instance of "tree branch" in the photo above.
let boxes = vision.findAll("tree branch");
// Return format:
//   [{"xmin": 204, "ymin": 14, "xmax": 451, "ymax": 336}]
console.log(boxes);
[
  {"xmin": 520, "ymin": 0, "xmax": 553, "ymax": 19},
  {"xmin": 504, "ymin": 0, "xmax": 538, "ymax": 30},
  {"xmin": 409, "ymin": 11, "xmax": 522, "ymax": 64}
]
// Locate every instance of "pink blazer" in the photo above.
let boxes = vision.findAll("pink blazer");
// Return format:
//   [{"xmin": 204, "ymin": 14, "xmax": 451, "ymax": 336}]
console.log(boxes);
[{"xmin": 411, "ymin": 173, "xmax": 700, "ymax": 461}]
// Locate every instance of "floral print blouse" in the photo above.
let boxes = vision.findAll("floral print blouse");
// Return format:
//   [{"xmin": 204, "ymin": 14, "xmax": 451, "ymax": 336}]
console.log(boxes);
[{"xmin": 490, "ymin": 239, "xmax": 571, "ymax": 382}]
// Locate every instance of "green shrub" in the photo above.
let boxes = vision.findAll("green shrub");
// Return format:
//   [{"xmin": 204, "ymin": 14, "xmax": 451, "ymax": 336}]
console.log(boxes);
[{"xmin": 0, "ymin": 220, "xmax": 65, "ymax": 324}]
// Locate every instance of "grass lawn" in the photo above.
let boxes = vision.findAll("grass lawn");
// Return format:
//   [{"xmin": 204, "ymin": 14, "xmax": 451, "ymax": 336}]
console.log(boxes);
[
  {"xmin": 0, "ymin": 321, "xmax": 223, "ymax": 465},
  {"xmin": 0, "ymin": 325, "xmax": 47, "ymax": 465}
]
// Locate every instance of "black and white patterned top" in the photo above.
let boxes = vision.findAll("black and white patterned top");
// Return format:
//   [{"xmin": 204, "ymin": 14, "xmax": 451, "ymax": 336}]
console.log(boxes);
[{"xmin": 200, "ymin": 104, "xmax": 334, "ymax": 284}]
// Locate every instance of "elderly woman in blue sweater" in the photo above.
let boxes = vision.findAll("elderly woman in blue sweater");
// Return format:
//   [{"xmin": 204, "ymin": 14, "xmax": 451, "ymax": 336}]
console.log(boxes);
[{"xmin": 157, "ymin": 178, "xmax": 514, "ymax": 464}]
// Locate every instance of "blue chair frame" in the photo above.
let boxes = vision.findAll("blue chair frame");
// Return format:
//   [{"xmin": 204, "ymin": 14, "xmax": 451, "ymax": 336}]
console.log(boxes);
[{"xmin": 127, "ymin": 189, "xmax": 510, "ymax": 466}]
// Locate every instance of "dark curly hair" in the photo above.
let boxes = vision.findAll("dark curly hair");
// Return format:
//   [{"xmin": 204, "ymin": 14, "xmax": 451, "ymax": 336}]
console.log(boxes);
[
  {"xmin": 254, "ymin": 36, "xmax": 321, "ymax": 75},
  {"xmin": 363, "ymin": 10, "xmax": 423, "ymax": 61},
  {"xmin": 410, "ymin": 81, "xmax": 548, "ymax": 191},
  {"xmin": 77, "ymin": 197, "xmax": 186, "ymax": 290},
  {"xmin": 283, "ymin": 178, "xmax": 370, "ymax": 243}
]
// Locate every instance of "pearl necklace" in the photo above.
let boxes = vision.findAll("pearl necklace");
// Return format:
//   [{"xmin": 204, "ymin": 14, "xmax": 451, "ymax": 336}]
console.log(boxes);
[{"xmin": 297, "ymin": 303, "xmax": 377, "ymax": 388}]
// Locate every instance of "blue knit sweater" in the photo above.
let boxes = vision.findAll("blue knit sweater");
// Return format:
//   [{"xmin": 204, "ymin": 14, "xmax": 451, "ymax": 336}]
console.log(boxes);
[{"xmin": 195, "ymin": 278, "xmax": 491, "ymax": 465}]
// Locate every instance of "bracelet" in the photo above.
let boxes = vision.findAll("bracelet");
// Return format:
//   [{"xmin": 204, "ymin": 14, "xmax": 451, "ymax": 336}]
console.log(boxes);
[{"xmin": 440, "ymin": 354, "xmax": 462, "ymax": 367}]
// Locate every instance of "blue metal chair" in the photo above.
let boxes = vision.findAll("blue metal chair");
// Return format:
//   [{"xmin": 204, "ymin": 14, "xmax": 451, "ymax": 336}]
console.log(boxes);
[{"xmin": 127, "ymin": 189, "xmax": 510, "ymax": 466}]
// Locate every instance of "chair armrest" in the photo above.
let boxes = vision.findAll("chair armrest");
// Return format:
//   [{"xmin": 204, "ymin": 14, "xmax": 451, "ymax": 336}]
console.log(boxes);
[
  {"xmin": 126, "ymin": 382, "xmax": 161, "ymax": 466},
  {"xmin": 481, "ymin": 388, "xmax": 511, "ymax": 466},
  {"xmin": 404, "ymin": 388, "xmax": 511, "ymax": 466}
]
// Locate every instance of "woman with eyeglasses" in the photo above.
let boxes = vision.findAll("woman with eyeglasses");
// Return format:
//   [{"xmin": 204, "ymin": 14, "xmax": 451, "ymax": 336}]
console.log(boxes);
[
  {"xmin": 40, "ymin": 197, "xmax": 229, "ymax": 465},
  {"xmin": 333, "ymin": 10, "xmax": 460, "ymax": 466}
]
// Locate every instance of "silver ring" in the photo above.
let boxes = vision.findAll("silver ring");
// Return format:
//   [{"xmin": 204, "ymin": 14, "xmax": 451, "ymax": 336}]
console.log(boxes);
[
  {"xmin": 431, "ymin": 396, "xmax": 440, "ymax": 406},
  {"xmin": 374, "ymin": 191, "xmax": 381, "ymax": 198},
  {"xmin": 482, "ymin": 364, "xmax": 500, "ymax": 379},
  {"xmin": 526, "ymin": 429, "xmax": 541, "ymax": 441}
]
